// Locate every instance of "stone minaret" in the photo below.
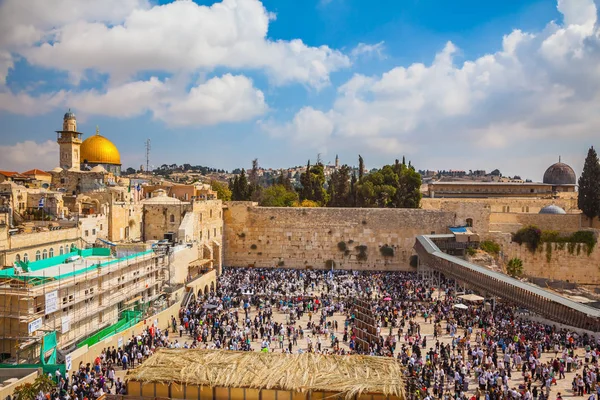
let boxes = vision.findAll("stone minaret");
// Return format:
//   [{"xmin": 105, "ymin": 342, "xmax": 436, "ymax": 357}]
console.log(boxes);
[
  {"xmin": 335, "ymin": 154, "xmax": 339, "ymax": 168},
  {"xmin": 56, "ymin": 109, "xmax": 83, "ymax": 170}
]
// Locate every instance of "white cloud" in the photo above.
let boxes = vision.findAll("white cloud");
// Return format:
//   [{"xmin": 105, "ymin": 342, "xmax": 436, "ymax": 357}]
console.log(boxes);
[
  {"xmin": 0, "ymin": 140, "xmax": 58, "ymax": 171},
  {"xmin": 3, "ymin": 0, "xmax": 348, "ymax": 89},
  {"xmin": 0, "ymin": 74, "xmax": 267, "ymax": 126},
  {"xmin": 155, "ymin": 74, "xmax": 267, "ymax": 126},
  {"xmin": 260, "ymin": 107, "xmax": 334, "ymax": 151},
  {"xmin": 350, "ymin": 42, "xmax": 386, "ymax": 60},
  {"xmin": 265, "ymin": 0, "xmax": 600, "ymax": 162},
  {"xmin": 70, "ymin": 78, "xmax": 167, "ymax": 118}
]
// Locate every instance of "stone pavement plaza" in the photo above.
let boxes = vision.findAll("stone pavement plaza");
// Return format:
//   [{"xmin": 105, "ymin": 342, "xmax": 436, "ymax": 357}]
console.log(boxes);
[{"xmin": 119, "ymin": 285, "xmax": 587, "ymax": 400}]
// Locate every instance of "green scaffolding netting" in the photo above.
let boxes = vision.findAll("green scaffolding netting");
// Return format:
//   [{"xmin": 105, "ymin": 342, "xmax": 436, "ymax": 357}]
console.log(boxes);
[
  {"xmin": 0, "ymin": 249, "xmax": 152, "ymax": 286},
  {"xmin": 76, "ymin": 310, "xmax": 142, "ymax": 348},
  {"xmin": 0, "ymin": 363, "xmax": 66, "ymax": 377},
  {"xmin": 41, "ymin": 332, "xmax": 58, "ymax": 365}
]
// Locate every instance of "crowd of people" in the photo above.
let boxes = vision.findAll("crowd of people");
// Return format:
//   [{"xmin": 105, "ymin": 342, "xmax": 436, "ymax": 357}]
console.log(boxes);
[{"xmin": 37, "ymin": 268, "xmax": 599, "ymax": 400}]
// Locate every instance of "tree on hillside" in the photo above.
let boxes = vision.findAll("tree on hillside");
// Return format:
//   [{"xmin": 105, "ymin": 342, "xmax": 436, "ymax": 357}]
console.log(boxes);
[
  {"xmin": 229, "ymin": 169, "xmax": 252, "ymax": 201},
  {"xmin": 358, "ymin": 155, "xmax": 365, "ymax": 182},
  {"xmin": 299, "ymin": 161, "xmax": 328, "ymax": 205},
  {"xmin": 354, "ymin": 157, "xmax": 422, "ymax": 208},
  {"xmin": 211, "ymin": 180, "xmax": 232, "ymax": 201},
  {"xmin": 327, "ymin": 165, "xmax": 351, "ymax": 207},
  {"xmin": 260, "ymin": 185, "xmax": 298, "ymax": 207},
  {"xmin": 578, "ymin": 146, "xmax": 600, "ymax": 223}
]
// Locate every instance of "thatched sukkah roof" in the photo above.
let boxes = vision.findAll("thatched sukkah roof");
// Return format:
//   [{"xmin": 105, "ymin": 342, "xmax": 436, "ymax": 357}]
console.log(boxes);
[{"xmin": 126, "ymin": 349, "xmax": 406, "ymax": 399}]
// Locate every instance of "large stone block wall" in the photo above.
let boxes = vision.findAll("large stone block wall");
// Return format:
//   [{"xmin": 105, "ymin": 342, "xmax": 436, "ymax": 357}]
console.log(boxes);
[
  {"xmin": 501, "ymin": 241, "xmax": 600, "ymax": 285},
  {"xmin": 421, "ymin": 199, "xmax": 490, "ymax": 233},
  {"xmin": 422, "ymin": 197, "xmax": 578, "ymax": 214},
  {"xmin": 489, "ymin": 213, "xmax": 582, "ymax": 233},
  {"xmin": 143, "ymin": 203, "xmax": 192, "ymax": 242},
  {"xmin": 223, "ymin": 202, "xmax": 455, "ymax": 271}
]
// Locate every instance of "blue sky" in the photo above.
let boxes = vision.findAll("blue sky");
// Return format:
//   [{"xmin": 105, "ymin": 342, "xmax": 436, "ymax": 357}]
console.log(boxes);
[{"xmin": 0, "ymin": 0, "xmax": 598, "ymax": 181}]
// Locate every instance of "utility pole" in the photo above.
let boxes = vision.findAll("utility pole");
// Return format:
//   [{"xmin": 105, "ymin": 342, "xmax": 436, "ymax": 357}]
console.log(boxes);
[{"xmin": 145, "ymin": 139, "xmax": 151, "ymax": 175}]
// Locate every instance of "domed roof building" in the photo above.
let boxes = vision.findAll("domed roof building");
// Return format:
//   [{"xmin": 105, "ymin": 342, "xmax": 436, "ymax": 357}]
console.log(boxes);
[
  {"xmin": 539, "ymin": 204, "xmax": 567, "ymax": 215},
  {"xmin": 542, "ymin": 158, "xmax": 576, "ymax": 193},
  {"xmin": 80, "ymin": 127, "xmax": 122, "ymax": 176}
]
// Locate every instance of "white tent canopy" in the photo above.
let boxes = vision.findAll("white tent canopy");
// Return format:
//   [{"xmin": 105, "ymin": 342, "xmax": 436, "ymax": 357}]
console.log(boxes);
[
  {"xmin": 458, "ymin": 294, "xmax": 484, "ymax": 302},
  {"xmin": 453, "ymin": 303, "xmax": 468, "ymax": 310}
]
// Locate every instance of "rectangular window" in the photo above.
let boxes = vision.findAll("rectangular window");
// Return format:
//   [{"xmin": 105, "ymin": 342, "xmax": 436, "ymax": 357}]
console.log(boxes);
[
  {"xmin": 92, "ymin": 229, "xmax": 96, "ymax": 235},
  {"xmin": 85, "ymin": 230, "xmax": 89, "ymax": 237}
]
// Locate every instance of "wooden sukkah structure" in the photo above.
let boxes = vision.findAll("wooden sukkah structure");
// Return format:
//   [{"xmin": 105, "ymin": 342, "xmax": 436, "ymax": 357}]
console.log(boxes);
[{"xmin": 125, "ymin": 348, "xmax": 406, "ymax": 400}]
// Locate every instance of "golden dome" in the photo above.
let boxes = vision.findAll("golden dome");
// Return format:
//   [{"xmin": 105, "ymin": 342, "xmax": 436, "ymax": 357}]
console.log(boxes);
[{"xmin": 81, "ymin": 131, "xmax": 121, "ymax": 165}]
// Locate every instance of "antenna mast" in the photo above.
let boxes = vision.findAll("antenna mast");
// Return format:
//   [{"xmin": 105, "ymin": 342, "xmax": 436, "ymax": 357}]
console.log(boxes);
[{"xmin": 145, "ymin": 139, "xmax": 151, "ymax": 174}]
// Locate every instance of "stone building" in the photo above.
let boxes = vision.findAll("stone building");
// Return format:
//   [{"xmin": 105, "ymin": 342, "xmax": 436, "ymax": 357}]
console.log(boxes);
[
  {"xmin": 0, "ymin": 247, "xmax": 167, "ymax": 361},
  {"xmin": 426, "ymin": 160, "xmax": 577, "ymax": 199}
]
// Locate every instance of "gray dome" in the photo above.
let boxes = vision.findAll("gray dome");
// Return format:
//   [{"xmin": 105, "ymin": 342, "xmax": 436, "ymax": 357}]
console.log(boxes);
[
  {"xmin": 64, "ymin": 109, "xmax": 76, "ymax": 119},
  {"xmin": 539, "ymin": 204, "xmax": 566, "ymax": 215},
  {"xmin": 543, "ymin": 162, "xmax": 576, "ymax": 185}
]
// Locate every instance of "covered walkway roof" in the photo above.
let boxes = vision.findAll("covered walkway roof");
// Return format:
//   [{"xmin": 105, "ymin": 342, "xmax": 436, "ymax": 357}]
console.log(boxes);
[{"xmin": 415, "ymin": 234, "xmax": 600, "ymax": 319}]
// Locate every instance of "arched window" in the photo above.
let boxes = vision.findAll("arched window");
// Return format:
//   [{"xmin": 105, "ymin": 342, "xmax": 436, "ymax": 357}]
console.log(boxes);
[
  {"xmin": 49, "ymin": 248, "xmax": 54, "ymax": 258},
  {"xmin": 170, "ymin": 214, "xmax": 175, "ymax": 223},
  {"xmin": 36, "ymin": 250, "xmax": 41, "ymax": 261},
  {"xmin": 466, "ymin": 218, "xmax": 473, "ymax": 228},
  {"xmin": 23, "ymin": 253, "xmax": 28, "ymax": 263},
  {"xmin": 15, "ymin": 254, "xmax": 21, "ymax": 262},
  {"xmin": 42, "ymin": 249, "xmax": 48, "ymax": 259},
  {"xmin": 59, "ymin": 246, "xmax": 64, "ymax": 256}
]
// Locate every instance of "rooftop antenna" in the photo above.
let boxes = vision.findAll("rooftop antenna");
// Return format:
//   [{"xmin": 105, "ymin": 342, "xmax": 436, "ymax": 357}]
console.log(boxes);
[{"xmin": 145, "ymin": 139, "xmax": 151, "ymax": 174}]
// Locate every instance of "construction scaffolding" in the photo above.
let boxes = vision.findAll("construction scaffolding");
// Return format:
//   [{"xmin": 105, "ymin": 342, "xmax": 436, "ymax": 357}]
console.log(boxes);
[{"xmin": 0, "ymin": 246, "xmax": 168, "ymax": 364}]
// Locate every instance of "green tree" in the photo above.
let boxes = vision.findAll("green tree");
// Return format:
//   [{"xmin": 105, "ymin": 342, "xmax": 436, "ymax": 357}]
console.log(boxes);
[
  {"xmin": 354, "ymin": 159, "xmax": 422, "ymax": 208},
  {"xmin": 358, "ymin": 155, "xmax": 364, "ymax": 182},
  {"xmin": 14, "ymin": 374, "xmax": 56, "ymax": 400},
  {"xmin": 327, "ymin": 165, "xmax": 351, "ymax": 207},
  {"xmin": 210, "ymin": 180, "xmax": 232, "ymax": 201},
  {"xmin": 229, "ymin": 169, "xmax": 252, "ymax": 201},
  {"xmin": 299, "ymin": 161, "xmax": 328, "ymax": 205},
  {"xmin": 294, "ymin": 199, "xmax": 320, "ymax": 207},
  {"xmin": 578, "ymin": 146, "xmax": 600, "ymax": 222},
  {"xmin": 259, "ymin": 185, "xmax": 299, "ymax": 207},
  {"xmin": 33, "ymin": 374, "xmax": 56, "ymax": 394},
  {"xmin": 13, "ymin": 382, "xmax": 37, "ymax": 400},
  {"xmin": 506, "ymin": 257, "xmax": 524, "ymax": 278}
]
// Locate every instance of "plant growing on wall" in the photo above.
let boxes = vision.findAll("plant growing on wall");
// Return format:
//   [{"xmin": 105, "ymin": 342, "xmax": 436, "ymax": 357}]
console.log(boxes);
[
  {"xmin": 466, "ymin": 247, "xmax": 476, "ymax": 257},
  {"xmin": 380, "ymin": 245, "xmax": 394, "ymax": 257},
  {"xmin": 545, "ymin": 242, "xmax": 552, "ymax": 263},
  {"xmin": 250, "ymin": 244, "xmax": 257, "ymax": 250},
  {"xmin": 506, "ymin": 257, "xmax": 524, "ymax": 278},
  {"xmin": 237, "ymin": 232, "xmax": 246, "ymax": 238},
  {"xmin": 277, "ymin": 260, "xmax": 285, "ymax": 267},
  {"xmin": 337, "ymin": 241, "xmax": 347, "ymax": 252},
  {"xmin": 479, "ymin": 240, "xmax": 500, "ymax": 255},
  {"xmin": 512, "ymin": 225, "xmax": 542, "ymax": 252},
  {"xmin": 355, "ymin": 245, "xmax": 368, "ymax": 261}
]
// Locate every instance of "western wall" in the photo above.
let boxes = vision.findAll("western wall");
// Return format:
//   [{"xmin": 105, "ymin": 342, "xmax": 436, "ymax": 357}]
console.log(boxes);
[
  {"xmin": 223, "ymin": 200, "xmax": 600, "ymax": 286},
  {"xmin": 223, "ymin": 202, "xmax": 456, "ymax": 270}
]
